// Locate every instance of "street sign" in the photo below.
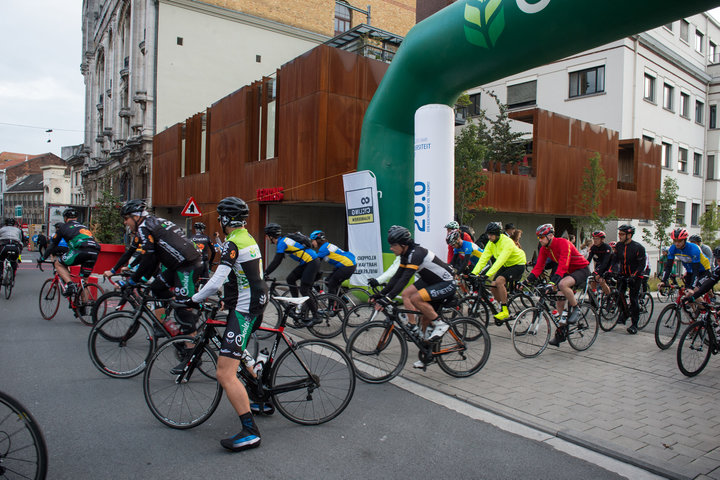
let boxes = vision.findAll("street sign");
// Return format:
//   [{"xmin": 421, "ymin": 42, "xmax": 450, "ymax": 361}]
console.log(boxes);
[
  {"xmin": 14, "ymin": 205, "xmax": 22, "ymax": 218},
  {"xmin": 181, "ymin": 197, "xmax": 202, "ymax": 217}
]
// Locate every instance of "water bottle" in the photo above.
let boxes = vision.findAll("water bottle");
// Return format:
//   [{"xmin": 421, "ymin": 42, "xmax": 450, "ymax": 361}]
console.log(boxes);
[
  {"xmin": 241, "ymin": 350, "xmax": 255, "ymax": 370},
  {"xmin": 254, "ymin": 348, "xmax": 269, "ymax": 376},
  {"xmin": 561, "ymin": 311, "xmax": 568, "ymax": 323},
  {"xmin": 398, "ymin": 312, "xmax": 409, "ymax": 325},
  {"xmin": 551, "ymin": 309, "xmax": 560, "ymax": 319},
  {"xmin": 161, "ymin": 314, "xmax": 181, "ymax": 336}
]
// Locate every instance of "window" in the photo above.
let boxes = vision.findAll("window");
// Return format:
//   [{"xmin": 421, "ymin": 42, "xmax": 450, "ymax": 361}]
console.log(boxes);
[
  {"xmin": 664, "ymin": 22, "xmax": 673, "ymax": 31},
  {"xmin": 507, "ymin": 80, "xmax": 537, "ymax": 109},
  {"xmin": 680, "ymin": 92, "xmax": 690, "ymax": 118},
  {"xmin": 710, "ymin": 41, "xmax": 718, "ymax": 63},
  {"xmin": 694, "ymin": 152, "xmax": 702, "ymax": 176},
  {"xmin": 663, "ymin": 83, "xmax": 674, "ymax": 110},
  {"xmin": 334, "ymin": 3, "xmax": 351, "ymax": 35},
  {"xmin": 568, "ymin": 65, "xmax": 605, "ymax": 98},
  {"xmin": 662, "ymin": 142, "xmax": 672, "ymax": 168},
  {"xmin": 680, "ymin": 19, "xmax": 689, "ymax": 42},
  {"xmin": 707, "ymin": 154, "xmax": 715, "ymax": 180},
  {"xmin": 643, "ymin": 74, "xmax": 655, "ymax": 102},
  {"xmin": 691, "ymin": 203, "xmax": 701, "ymax": 226},
  {"xmin": 678, "ymin": 147, "xmax": 688, "ymax": 172},
  {"xmin": 696, "ymin": 100, "xmax": 704, "ymax": 124},
  {"xmin": 711, "ymin": 105, "xmax": 717, "ymax": 129},
  {"xmin": 676, "ymin": 201, "xmax": 686, "ymax": 225},
  {"xmin": 696, "ymin": 30, "xmax": 704, "ymax": 52}
]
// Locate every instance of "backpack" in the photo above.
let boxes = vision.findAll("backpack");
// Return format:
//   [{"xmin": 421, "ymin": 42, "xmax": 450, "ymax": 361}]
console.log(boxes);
[{"xmin": 286, "ymin": 232, "xmax": 312, "ymax": 250}]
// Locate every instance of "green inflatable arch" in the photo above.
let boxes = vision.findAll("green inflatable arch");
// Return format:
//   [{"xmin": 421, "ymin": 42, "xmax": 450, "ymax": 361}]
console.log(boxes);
[{"xmin": 358, "ymin": 0, "xmax": 720, "ymax": 252}]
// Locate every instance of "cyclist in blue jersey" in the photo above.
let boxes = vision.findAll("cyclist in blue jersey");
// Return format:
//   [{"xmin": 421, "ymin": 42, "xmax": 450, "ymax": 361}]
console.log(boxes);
[
  {"xmin": 446, "ymin": 230, "xmax": 483, "ymax": 274},
  {"xmin": 309, "ymin": 230, "xmax": 356, "ymax": 296},
  {"xmin": 658, "ymin": 228, "xmax": 711, "ymax": 292}
]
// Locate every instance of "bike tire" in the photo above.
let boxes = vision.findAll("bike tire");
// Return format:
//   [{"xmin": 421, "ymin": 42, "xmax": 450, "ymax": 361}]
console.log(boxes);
[
  {"xmin": 636, "ymin": 292, "xmax": 654, "ymax": 330},
  {"xmin": 88, "ymin": 313, "xmax": 155, "ymax": 378},
  {"xmin": 436, "ymin": 317, "xmax": 490, "ymax": 377},
  {"xmin": 143, "ymin": 336, "xmax": 221, "ymax": 429},
  {"xmin": 567, "ymin": 303, "xmax": 599, "ymax": 351},
  {"xmin": 340, "ymin": 286, "xmax": 370, "ymax": 309},
  {"xmin": 342, "ymin": 303, "xmax": 384, "ymax": 343},
  {"xmin": 256, "ymin": 298, "xmax": 282, "ymax": 340},
  {"xmin": 456, "ymin": 296, "xmax": 491, "ymax": 327},
  {"xmin": 0, "ymin": 391, "xmax": 48, "ymax": 480},
  {"xmin": 657, "ymin": 285, "xmax": 671, "ymax": 303},
  {"xmin": 346, "ymin": 322, "xmax": 408, "ymax": 383},
  {"xmin": 598, "ymin": 292, "xmax": 619, "ymax": 332},
  {"xmin": 271, "ymin": 339, "xmax": 355, "ymax": 425},
  {"xmin": 38, "ymin": 278, "xmax": 60, "ymax": 320},
  {"xmin": 506, "ymin": 292, "xmax": 535, "ymax": 331},
  {"xmin": 511, "ymin": 307, "xmax": 551, "ymax": 358},
  {"xmin": 91, "ymin": 290, "xmax": 137, "ymax": 325},
  {"xmin": 4, "ymin": 266, "xmax": 14, "ymax": 299},
  {"xmin": 74, "ymin": 282, "xmax": 105, "ymax": 326},
  {"xmin": 655, "ymin": 303, "xmax": 681, "ymax": 350},
  {"xmin": 676, "ymin": 321, "xmax": 713, "ymax": 377},
  {"xmin": 307, "ymin": 293, "xmax": 348, "ymax": 339}
]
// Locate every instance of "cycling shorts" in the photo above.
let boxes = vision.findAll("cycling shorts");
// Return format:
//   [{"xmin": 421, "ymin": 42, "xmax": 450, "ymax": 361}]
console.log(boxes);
[
  {"xmin": 414, "ymin": 279, "xmax": 456, "ymax": 302},
  {"xmin": 565, "ymin": 267, "xmax": 591, "ymax": 288},
  {"xmin": 494, "ymin": 264, "xmax": 524, "ymax": 282},
  {"xmin": 60, "ymin": 247, "xmax": 99, "ymax": 277},
  {"xmin": 219, "ymin": 310, "xmax": 258, "ymax": 360}
]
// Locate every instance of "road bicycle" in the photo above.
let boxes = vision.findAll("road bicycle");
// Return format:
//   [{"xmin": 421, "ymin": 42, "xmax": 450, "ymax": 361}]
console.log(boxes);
[
  {"xmin": 657, "ymin": 273, "xmax": 682, "ymax": 303},
  {"xmin": 455, "ymin": 273, "xmax": 534, "ymax": 331},
  {"xmin": 1, "ymin": 255, "xmax": 17, "ymax": 299},
  {"xmin": 337, "ymin": 283, "xmax": 386, "ymax": 343},
  {"xmin": 596, "ymin": 275, "xmax": 653, "ymax": 332},
  {"xmin": 37, "ymin": 260, "xmax": 104, "ymax": 325},
  {"xmin": 314, "ymin": 278, "xmax": 371, "ymax": 310},
  {"xmin": 345, "ymin": 296, "xmax": 490, "ymax": 383},
  {"xmin": 143, "ymin": 296, "xmax": 355, "ymax": 428},
  {"xmin": 0, "ymin": 390, "xmax": 48, "ymax": 480},
  {"xmin": 676, "ymin": 301, "xmax": 720, "ymax": 377},
  {"xmin": 653, "ymin": 286, "xmax": 713, "ymax": 350},
  {"xmin": 510, "ymin": 278, "xmax": 599, "ymax": 358}
]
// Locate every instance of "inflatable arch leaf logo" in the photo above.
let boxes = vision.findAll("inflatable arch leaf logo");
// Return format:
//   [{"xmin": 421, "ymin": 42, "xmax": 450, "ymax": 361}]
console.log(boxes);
[{"xmin": 464, "ymin": 0, "xmax": 505, "ymax": 49}]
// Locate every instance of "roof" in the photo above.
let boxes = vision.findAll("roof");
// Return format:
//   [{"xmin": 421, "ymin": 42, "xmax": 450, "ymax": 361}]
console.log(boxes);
[
  {"xmin": 5, "ymin": 173, "xmax": 43, "ymax": 193},
  {"xmin": 0, "ymin": 151, "xmax": 39, "ymax": 170},
  {"xmin": 324, "ymin": 24, "xmax": 404, "ymax": 61}
]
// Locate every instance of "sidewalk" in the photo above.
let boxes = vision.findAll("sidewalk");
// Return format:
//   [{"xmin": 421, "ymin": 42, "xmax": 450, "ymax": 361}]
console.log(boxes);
[{"xmin": 401, "ymin": 319, "xmax": 720, "ymax": 480}]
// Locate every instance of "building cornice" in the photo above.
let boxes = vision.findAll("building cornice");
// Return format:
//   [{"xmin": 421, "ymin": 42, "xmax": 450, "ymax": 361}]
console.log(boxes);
[{"xmin": 636, "ymin": 32, "xmax": 712, "ymax": 84}]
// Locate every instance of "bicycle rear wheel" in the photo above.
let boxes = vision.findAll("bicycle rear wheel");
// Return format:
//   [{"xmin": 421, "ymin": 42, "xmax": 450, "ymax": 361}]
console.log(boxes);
[
  {"xmin": 676, "ymin": 321, "xmax": 713, "ymax": 377},
  {"xmin": 4, "ymin": 265, "xmax": 14, "ymax": 299},
  {"xmin": 74, "ymin": 282, "xmax": 105, "ymax": 326},
  {"xmin": 346, "ymin": 322, "xmax": 408, "ymax": 383},
  {"xmin": 38, "ymin": 278, "xmax": 60, "ymax": 320},
  {"xmin": 307, "ymin": 293, "xmax": 348, "ymax": 339},
  {"xmin": 0, "ymin": 391, "xmax": 48, "ymax": 480},
  {"xmin": 567, "ymin": 303, "xmax": 599, "ymax": 351},
  {"xmin": 340, "ymin": 286, "xmax": 370, "ymax": 309},
  {"xmin": 271, "ymin": 339, "xmax": 355, "ymax": 425},
  {"xmin": 511, "ymin": 307, "xmax": 551, "ymax": 358},
  {"xmin": 256, "ymin": 298, "xmax": 282, "ymax": 340},
  {"xmin": 636, "ymin": 292, "xmax": 654, "ymax": 330},
  {"xmin": 456, "ymin": 296, "xmax": 490, "ymax": 327},
  {"xmin": 88, "ymin": 313, "xmax": 155, "ymax": 378},
  {"xmin": 655, "ymin": 304, "xmax": 681, "ymax": 350},
  {"xmin": 436, "ymin": 317, "xmax": 490, "ymax": 377},
  {"xmin": 342, "ymin": 303, "xmax": 384, "ymax": 343}
]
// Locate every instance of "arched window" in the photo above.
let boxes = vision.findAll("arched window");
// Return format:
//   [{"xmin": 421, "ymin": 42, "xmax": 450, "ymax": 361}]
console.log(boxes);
[{"xmin": 334, "ymin": 3, "xmax": 351, "ymax": 35}]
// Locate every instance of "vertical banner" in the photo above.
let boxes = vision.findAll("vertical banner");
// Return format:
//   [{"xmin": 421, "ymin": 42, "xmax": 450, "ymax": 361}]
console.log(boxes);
[
  {"xmin": 343, "ymin": 170, "xmax": 384, "ymax": 285},
  {"xmin": 414, "ymin": 104, "xmax": 455, "ymax": 258}
]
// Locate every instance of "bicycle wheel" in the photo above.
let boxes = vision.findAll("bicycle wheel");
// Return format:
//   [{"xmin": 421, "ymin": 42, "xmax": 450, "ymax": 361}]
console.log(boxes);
[
  {"xmin": 88, "ymin": 313, "xmax": 155, "ymax": 378},
  {"xmin": 567, "ymin": 303, "xmax": 599, "ymax": 351},
  {"xmin": 346, "ymin": 322, "xmax": 408, "ymax": 383},
  {"xmin": 256, "ymin": 298, "xmax": 282, "ymax": 340},
  {"xmin": 636, "ymin": 292, "xmax": 654, "ymax": 330},
  {"xmin": 655, "ymin": 304, "xmax": 681, "ymax": 350},
  {"xmin": 270, "ymin": 339, "xmax": 355, "ymax": 425},
  {"xmin": 506, "ymin": 292, "xmax": 535, "ymax": 331},
  {"xmin": 342, "ymin": 303, "xmax": 384, "ymax": 343},
  {"xmin": 307, "ymin": 293, "xmax": 348, "ymax": 339},
  {"xmin": 38, "ymin": 278, "xmax": 60, "ymax": 320},
  {"xmin": 74, "ymin": 282, "xmax": 105, "ymax": 326},
  {"xmin": 0, "ymin": 391, "xmax": 48, "ymax": 480},
  {"xmin": 4, "ymin": 266, "xmax": 14, "ymax": 299},
  {"xmin": 436, "ymin": 317, "xmax": 490, "ymax": 377},
  {"xmin": 340, "ymin": 286, "xmax": 370, "ymax": 309},
  {"xmin": 676, "ymin": 321, "xmax": 713, "ymax": 377},
  {"xmin": 511, "ymin": 307, "xmax": 551, "ymax": 358},
  {"xmin": 91, "ymin": 290, "xmax": 136, "ymax": 325},
  {"xmin": 143, "ymin": 336, "xmax": 221, "ymax": 429},
  {"xmin": 598, "ymin": 292, "xmax": 619, "ymax": 332},
  {"xmin": 456, "ymin": 296, "xmax": 490, "ymax": 327},
  {"xmin": 657, "ymin": 285, "xmax": 671, "ymax": 303}
]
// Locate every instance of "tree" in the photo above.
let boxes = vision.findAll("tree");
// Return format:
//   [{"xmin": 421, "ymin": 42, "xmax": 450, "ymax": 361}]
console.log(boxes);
[
  {"xmin": 91, "ymin": 188, "xmax": 125, "ymax": 244},
  {"xmin": 454, "ymin": 118, "xmax": 489, "ymax": 225},
  {"xmin": 571, "ymin": 152, "xmax": 614, "ymax": 237},
  {"xmin": 699, "ymin": 201, "xmax": 720, "ymax": 247},
  {"xmin": 486, "ymin": 91, "xmax": 526, "ymax": 166},
  {"xmin": 642, "ymin": 176, "xmax": 680, "ymax": 253}
]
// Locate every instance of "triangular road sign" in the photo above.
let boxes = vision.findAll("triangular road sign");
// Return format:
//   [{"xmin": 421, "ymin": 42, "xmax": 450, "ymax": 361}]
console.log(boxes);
[{"xmin": 181, "ymin": 197, "xmax": 202, "ymax": 217}]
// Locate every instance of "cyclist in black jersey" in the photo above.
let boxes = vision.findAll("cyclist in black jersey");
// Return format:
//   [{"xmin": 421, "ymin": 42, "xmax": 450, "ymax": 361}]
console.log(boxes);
[
  {"xmin": 607, "ymin": 225, "xmax": 646, "ymax": 334},
  {"xmin": 191, "ymin": 222, "xmax": 216, "ymax": 280},
  {"xmin": 587, "ymin": 230, "xmax": 612, "ymax": 296},
  {"xmin": 0, "ymin": 218, "xmax": 23, "ymax": 282}
]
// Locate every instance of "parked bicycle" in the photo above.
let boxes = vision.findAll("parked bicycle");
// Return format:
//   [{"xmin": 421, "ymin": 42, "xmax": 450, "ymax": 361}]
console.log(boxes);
[
  {"xmin": 0, "ymin": 390, "xmax": 48, "ymax": 480},
  {"xmin": 143, "ymin": 296, "xmax": 355, "ymax": 428},
  {"xmin": 37, "ymin": 260, "xmax": 104, "ymax": 325},
  {"xmin": 676, "ymin": 300, "xmax": 720, "ymax": 377}
]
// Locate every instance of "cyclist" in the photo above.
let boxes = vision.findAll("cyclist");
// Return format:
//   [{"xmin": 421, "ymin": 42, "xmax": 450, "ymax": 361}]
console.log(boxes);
[
  {"xmin": 445, "ymin": 221, "xmax": 471, "ymax": 263},
  {"xmin": 470, "ymin": 222, "xmax": 527, "ymax": 322},
  {"xmin": 188, "ymin": 197, "xmax": 268, "ymax": 452},
  {"xmin": 191, "ymin": 222, "xmax": 216, "ymax": 280},
  {"xmin": 587, "ymin": 230, "xmax": 613, "ymax": 296},
  {"xmin": 38, "ymin": 208, "xmax": 100, "ymax": 296},
  {"xmin": 609, "ymin": 224, "xmax": 647, "ymax": 334},
  {"xmin": 658, "ymin": 228, "xmax": 710, "ymax": 296},
  {"xmin": 681, "ymin": 246, "xmax": 720, "ymax": 306},
  {"xmin": 263, "ymin": 223, "xmax": 321, "ymax": 325},
  {"xmin": 447, "ymin": 230, "xmax": 483, "ymax": 274},
  {"xmin": 526, "ymin": 224, "xmax": 590, "ymax": 346},
  {"xmin": 689, "ymin": 234, "xmax": 713, "ymax": 264},
  {"xmin": 309, "ymin": 230, "xmax": 356, "ymax": 296},
  {"xmin": 0, "ymin": 218, "xmax": 23, "ymax": 283},
  {"xmin": 373, "ymin": 225, "xmax": 456, "ymax": 354}
]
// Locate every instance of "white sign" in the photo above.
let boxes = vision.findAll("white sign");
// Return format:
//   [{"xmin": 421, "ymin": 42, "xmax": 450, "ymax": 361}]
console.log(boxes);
[{"xmin": 343, "ymin": 171, "xmax": 383, "ymax": 285}]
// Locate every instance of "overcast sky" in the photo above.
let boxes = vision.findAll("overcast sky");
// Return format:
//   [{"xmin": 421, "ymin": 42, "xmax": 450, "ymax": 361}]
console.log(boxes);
[{"xmin": 1, "ymin": 4, "xmax": 720, "ymax": 158}]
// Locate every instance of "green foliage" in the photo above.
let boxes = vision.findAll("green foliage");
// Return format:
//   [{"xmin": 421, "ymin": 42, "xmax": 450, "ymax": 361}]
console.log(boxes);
[
  {"xmin": 642, "ymin": 176, "xmax": 679, "ymax": 252},
  {"xmin": 486, "ymin": 91, "xmax": 526, "ymax": 165},
  {"xmin": 454, "ymin": 119, "xmax": 488, "ymax": 225},
  {"xmin": 91, "ymin": 188, "xmax": 125, "ymax": 244},
  {"xmin": 699, "ymin": 201, "xmax": 720, "ymax": 247},
  {"xmin": 571, "ymin": 152, "xmax": 615, "ymax": 237}
]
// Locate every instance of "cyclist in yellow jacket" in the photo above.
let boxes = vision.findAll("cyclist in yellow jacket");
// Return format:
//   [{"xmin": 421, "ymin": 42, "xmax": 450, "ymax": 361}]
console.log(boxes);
[{"xmin": 471, "ymin": 222, "xmax": 527, "ymax": 321}]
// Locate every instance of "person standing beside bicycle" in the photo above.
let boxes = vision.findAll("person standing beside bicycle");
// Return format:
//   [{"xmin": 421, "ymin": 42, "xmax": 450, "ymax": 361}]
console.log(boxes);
[
  {"xmin": 526, "ymin": 224, "xmax": 590, "ymax": 346},
  {"xmin": 37, "ymin": 208, "xmax": 100, "ymax": 297},
  {"xmin": 186, "ymin": 197, "xmax": 268, "ymax": 452},
  {"xmin": 309, "ymin": 230, "xmax": 356, "ymax": 296},
  {"xmin": 191, "ymin": 222, "xmax": 216, "ymax": 280},
  {"xmin": 0, "ymin": 218, "xmax": 23, "ymax": 283},
  {"xmin": 658, "ymin": 228, "xmax": 710, "ymax": 300},
  {"xmin": 608, "ymin": 224, "xmax": 647, "ymax": 334},
  {"xmin": 587, "ymin": 230, "xmax": 613, "ymax": 297},
  {"xmin": 470, "ymin": 222, "xmax": 526, "ymax": 322}
]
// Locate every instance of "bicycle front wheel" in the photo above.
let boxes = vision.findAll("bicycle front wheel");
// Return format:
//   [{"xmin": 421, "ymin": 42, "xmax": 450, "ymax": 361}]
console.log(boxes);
[
  {"xmin": 567, "ymin": 303, "xmax": 599, "ymax": 351},
  {"xmin": 657, "ymin": 285, "xmax": 671, "ymax": 303},
  {"xmin": 436, "ymin": 317, "xmax": 490, "ymax": 377},
  {"xmin": 271, "ymin": 339, "xmax": 355, "ymax": 425},
  {"xmin": 655, "ymin": 304, "xmax": 681, "ymax": 350},
  {"xmin": 4, "ymin": 266, "xmax": 14, "ymax": 299},
  {"xmin": 511, "ymin": 307, "xmax": 551, "ymax": 358},
  {"xmin": 598, "ymin": 292, "xmax": 619, "ymax": 331},
  {"xmin": 91, "ymin": 290, "xmax": 136, "ymax": 325},
  {"xmin": 0, "ymin": 391, "xmax": 48, "ymax": 480},
  {"xmin": 507, "ymin": 292, "xmax": 535, "ymax": 331},
  {"xmin": 88, "ymin": 313, "xmax": 155, "ymax": 378},
  {"xmin": 342, "ymin": 303, "xmax": 384, "ymax": 343},
  {"xmin": 346, "ymin": 322, "xmax": 408, "ymax": 383},
  {"xmin": 636, "ymin": 292, "xmax": 654, "ymax": 330},
  {"xmin": 307, "ymin": 293, "xmax": 348, "ymax": 339},
  {"xmin": 74, "ymin": 282, "xmax": 105, "ymax": 326},
  {"xmin": 38, "ymin": 278, "xmax": 60, "ymax": 320},
  {"xmin": 676, "ymin": 321, "xmax": 713, "ymax": 377},
  {"xmin": 340, "ymin": 286, "xmax": 370, "ymax": 309},
  {"xmin": 143, "ymin": 336, "xmax": 221, "ymax": 429}
]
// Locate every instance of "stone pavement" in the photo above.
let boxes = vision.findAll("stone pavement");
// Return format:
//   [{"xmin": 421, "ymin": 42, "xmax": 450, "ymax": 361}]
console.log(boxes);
[{"xmin": 398, "ymin": 310, "xmax": 720, "ymax": 480}]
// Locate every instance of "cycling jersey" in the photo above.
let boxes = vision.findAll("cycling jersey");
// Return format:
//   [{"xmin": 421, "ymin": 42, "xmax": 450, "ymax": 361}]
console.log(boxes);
[
  {"xmin": 661, "ymin": 242, "xmax": 710, "ymax": 284},
  {"xmin": 452, "ymin": 240, "xmax": 483, "ymax": 272},
  {"xmin": 46, "ymin": 220, "xmax": 99, "ymax": 254},
  {"xmin": 530, "ymin": 237, "xmax": 589, "ymax": 282},
  {"xmin": 264, "ymin": 236, "xmax": 318, "ymax": 277},
  {"xmin": 447, "ymin": 230, "xmax": 472, "ymax": 263},
  {"xmin": 191, "ymin": 232, "xmax": 216, "ymax": 263},
  {"xmin": 613, "ymin": 240, "xmax": 647, "ymax": 278},
  {"xmin": 315, "ymin": 242, "xmax": 356, "ymax": 268},
  {"xmin": 472, "ymin": 234, "xmax": 526, "ymax": 277},
  {"xmin": 689, "ymin": 263, "xmax": 720, "ymax": 300},
  {"xmin": 0, "ymin": 226, "xmax": 23, "ymax": 245},
  {"xmin": 380, "ymin": 243, "xmax": 454, "ymax": 299},
  {"xmin": 131, "ymin": 216, "xmax": 201, "ymax": 283},
  {"xmin": 587, "ymin": 243, "xmax": 612, "ymax": 275}
]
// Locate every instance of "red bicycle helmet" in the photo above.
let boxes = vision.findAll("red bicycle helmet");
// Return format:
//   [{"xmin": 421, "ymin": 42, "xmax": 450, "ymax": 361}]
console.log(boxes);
[
  {"xmin": 670, "ymin": 228, "xmax": 689, "ymax": 241},
  {"xmin": 591, "ymin": 230, "xmax": 606, "ymax": 238},
  {"xmin": 536, "ymin": 224, "xmax": 554, "ymax": 237}
]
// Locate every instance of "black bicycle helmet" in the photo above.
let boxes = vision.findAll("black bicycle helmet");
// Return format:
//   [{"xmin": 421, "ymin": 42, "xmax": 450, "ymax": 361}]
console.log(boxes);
[
  {"xmin": 446, "ymin": 230, "xmax": 461, "ymax": 245},
  {"xmin": 387, "ymin": 225, "xmax": 412, "ymax": 245},
  {"xmin": 216, "ymin": 197, "xmax": 249, "ymax": 228},
  {"xmin": 618, "ymin": 224, "xmax": 636, "ymax": 235},
  {"xmin": 194, "ymin": 222, "xmax": 206, "ymax": 230},
  {"xmin": 264, "ymin": 222, "xmax": 282, "ymax": 238},
  {"xmin": 121, "ymin": 199, "xmax": 147, "ymax": 216},
  {"xmin": 689, "ymin": 234, "xmax": 702, "ymax": 243},
  {"xmin": 714, "ymin": 246, "xmax": 720, "ymax": 259},
  {"xmin": 485, "ymin": 222, "xmax": 502, "ymax": 236},
  {"xmin": 62, "ymin": 207, "xmax": 79, "ymax": 219},
  {"xmin": 4, "ymin": 218, "xmax": 15, "ymax": 226},
  {"xmin": 536, "ymin": 223, "xmax": 554, "ymax": 237}
]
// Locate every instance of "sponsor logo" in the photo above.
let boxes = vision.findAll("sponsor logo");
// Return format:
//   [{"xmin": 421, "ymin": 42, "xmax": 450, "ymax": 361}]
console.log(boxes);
[
  {"xmin": 345, "ymin": 186, "xmax": 375, "ymax": 225},
  {"xmin": 226, "ymin": 331, "xmax": 235, "ymax": 339},
  {"xmin": 230, "ymin": 250, "xmax": 237, "ymax": 259},
  {"xmin": 464, "ymin": 0, "xmax": 551, "ymax": 49}
]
